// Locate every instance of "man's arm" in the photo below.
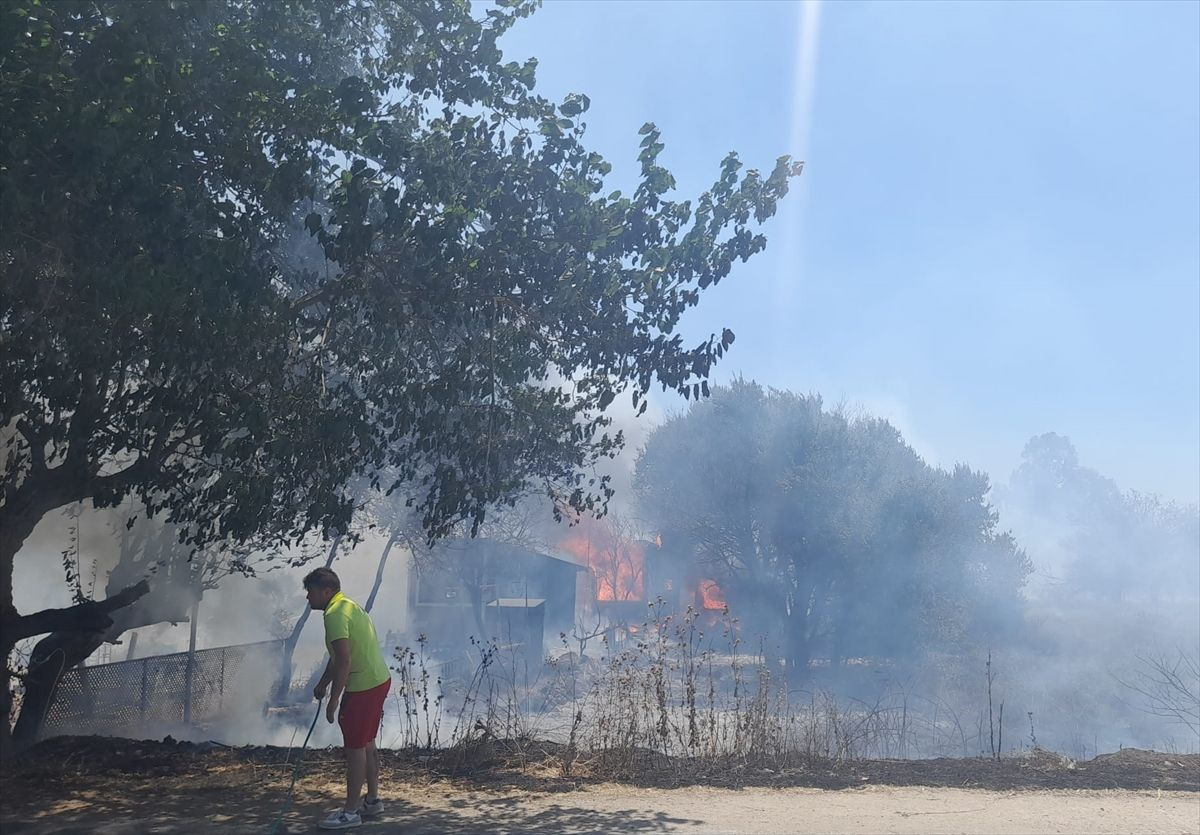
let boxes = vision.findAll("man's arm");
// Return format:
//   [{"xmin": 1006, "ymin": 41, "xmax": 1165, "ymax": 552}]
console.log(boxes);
[
  {"xmin": 314, "ymin": 658, "xmax": 334, "ymax": 700},
  {"xmin": 326, "ymin": 638, "xmax": 352, "ymax": 721}
]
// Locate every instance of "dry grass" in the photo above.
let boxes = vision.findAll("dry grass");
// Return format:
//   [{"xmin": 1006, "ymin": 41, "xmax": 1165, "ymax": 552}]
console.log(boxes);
[{"xmin": 390, "ymin": 601, "xmax": 1002, "ymax": 782}]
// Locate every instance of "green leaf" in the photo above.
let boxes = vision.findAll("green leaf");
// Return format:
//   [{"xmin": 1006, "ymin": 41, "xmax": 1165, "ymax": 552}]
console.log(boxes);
[{"xmin": 560, "ymin": 93, "xmax": 589, "ymax": 117}]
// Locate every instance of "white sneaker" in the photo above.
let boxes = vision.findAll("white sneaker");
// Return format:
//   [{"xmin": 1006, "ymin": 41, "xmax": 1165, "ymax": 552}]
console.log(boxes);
[
  {"xmin": 319, "ymin": 809, "xmax": 362, "ymax": 830},
  {"xmin": 359, "ymin": 797, "xmax": 385, "ymax": 818}
]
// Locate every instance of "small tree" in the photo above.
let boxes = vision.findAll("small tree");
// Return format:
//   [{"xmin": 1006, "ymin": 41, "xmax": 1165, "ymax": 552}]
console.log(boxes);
[{"xmin": 1116, "ymin": 650, "xmax": 1200, "ymax": 738}]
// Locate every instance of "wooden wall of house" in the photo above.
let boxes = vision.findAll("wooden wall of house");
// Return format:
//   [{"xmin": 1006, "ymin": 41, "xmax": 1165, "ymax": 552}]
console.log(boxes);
[{"xmin": 406, "ymin": 539, "xmax": 582, "ymax": 663}]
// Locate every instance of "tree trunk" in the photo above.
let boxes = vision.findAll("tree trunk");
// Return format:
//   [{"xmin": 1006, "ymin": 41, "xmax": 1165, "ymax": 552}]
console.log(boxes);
[
  {"xmin": 0, "ymin": 479, "xmax": 68, "ymax": 624},
  {"xmin": 272, "ymin": 535, "xmax": 341, "ymax": 703},
  {"xmin": 6, "ymin": 578, "xmax": 194, "ymax": 750},
  {"xmin": 1, "ymin": 523, "xmax": 25, "ymax": 624},
  {"xmin": 784, "ymin": 618, "xmax": 812, "ymax": 684},
  {"xmin": 1, "ymin": 580, "xmax": 151, "ymax": 757},
  {"xmin": 11, "ymin": 626, "xmax": 109, "ymax": 748},
  {"xmin": 830, "ymin": 620, "xmax": 845, "ymax": 677},
  {"xmin": 468, "ymin": 582, "xmax": 488, "ymax": 642},
  {"xmin": 364, "ymin": 531, "xmax": 400, "ymax": 613}
]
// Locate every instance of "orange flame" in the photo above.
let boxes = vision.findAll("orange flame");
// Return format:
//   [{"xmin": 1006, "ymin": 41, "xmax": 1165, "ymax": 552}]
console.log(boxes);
[
  {"xmin": 698, "ymin": 579, "xmax": 726, "ymax": 610},
  {"xmin": 558, "ymin": 517, "xmax": 645, "ymax": 601}
]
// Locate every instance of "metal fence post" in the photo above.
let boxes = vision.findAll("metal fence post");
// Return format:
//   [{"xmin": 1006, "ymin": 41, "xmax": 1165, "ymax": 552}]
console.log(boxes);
[
  {"xmin": 78, "ymin": 662, "xmax": 93, "ymax": 721},
  {"xmin": 140, "ymin": 659, "xmax": 148, "ymax": 720}
]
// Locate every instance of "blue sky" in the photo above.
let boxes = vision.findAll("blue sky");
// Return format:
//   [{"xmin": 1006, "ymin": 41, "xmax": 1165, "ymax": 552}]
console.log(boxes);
[{"xmin": 500, "ymin": 0, "xmax": 1200, "ymax": 504}]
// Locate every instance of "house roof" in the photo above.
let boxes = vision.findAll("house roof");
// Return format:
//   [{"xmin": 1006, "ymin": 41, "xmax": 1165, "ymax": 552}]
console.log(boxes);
[
  {"xmin": 432, "ymin": 537, "xmax": 588, "ymax": 571},
  {"xmin": 541, "ymin": 549, "xmax": 589, "ymax": 570}
]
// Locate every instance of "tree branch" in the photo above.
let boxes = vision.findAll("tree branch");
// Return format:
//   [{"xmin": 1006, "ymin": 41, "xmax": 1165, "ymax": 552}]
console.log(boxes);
[
  {"xmin": 1, "ymin": 580, "xmax": 151, "ymax": 643},
  {"xmin": 289, "ymin": 276, "xmax": 352, "ymax": 314},
  {"xmin": 13, "ymin": 418, "xmax": 46, "ymax": 476}
]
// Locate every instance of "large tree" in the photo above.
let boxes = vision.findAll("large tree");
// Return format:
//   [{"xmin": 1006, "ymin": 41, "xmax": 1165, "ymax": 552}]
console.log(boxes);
[
  {"xmin": 1, "ymin": 0, "xmax": 800, "ymax": 749},
  {"xmin": 634, "ymin": 381, "xmax": 1031, "ymax": 678}
]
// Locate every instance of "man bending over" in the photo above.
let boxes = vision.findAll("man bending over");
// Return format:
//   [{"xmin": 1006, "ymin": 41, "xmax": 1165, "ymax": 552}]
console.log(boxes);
[{"xmin": 303, "ymin": 567, "xmax": 392, "ymax": 830}]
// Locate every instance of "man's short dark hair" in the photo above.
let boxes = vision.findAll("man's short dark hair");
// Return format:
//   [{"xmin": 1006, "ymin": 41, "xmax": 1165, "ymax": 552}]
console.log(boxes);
[{"xmin": 303, "ymin": 567, "xmax": 340, "ymax": 592}]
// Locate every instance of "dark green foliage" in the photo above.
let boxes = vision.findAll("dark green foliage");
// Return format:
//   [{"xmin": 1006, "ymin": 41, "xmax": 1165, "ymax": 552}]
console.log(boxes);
[{"xmin": 1, "ymin": 0, "xmax": 800, "ymax": 559}]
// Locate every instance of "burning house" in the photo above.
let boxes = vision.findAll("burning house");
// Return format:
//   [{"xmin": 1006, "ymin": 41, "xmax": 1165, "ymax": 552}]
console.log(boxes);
[
  {"xmin": 406, "ymin": 538, "xmax": 587, "ymax": 667},
  {"xmin": 558, "ymin": 519, "xmax": 730, "ymax": 639},
  {"xmin": 404, "ymin": 519, "xmax": 734, "ymax": 667}
]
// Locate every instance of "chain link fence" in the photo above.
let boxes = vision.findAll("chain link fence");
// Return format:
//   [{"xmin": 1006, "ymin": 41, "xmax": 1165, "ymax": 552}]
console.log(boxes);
[{"xmin": 43, "ymin": 640, "xmax": 284, "ymax": 738}]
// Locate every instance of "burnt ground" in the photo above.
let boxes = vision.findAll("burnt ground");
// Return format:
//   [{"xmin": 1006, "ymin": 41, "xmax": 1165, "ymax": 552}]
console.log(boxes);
[
  {"xmin": 0, "ymin": 735, "xmax": 1196, "ymax": 833},
  {"xmin": 4, "ymin": 735, "xmax": 1198, "ymax": 793}
]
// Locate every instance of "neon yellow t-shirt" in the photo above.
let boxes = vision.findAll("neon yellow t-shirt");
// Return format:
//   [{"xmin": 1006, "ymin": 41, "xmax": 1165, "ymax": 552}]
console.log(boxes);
[{"xmin": 323, "ymin": 591, "xmax": 390, "ymax": 693}]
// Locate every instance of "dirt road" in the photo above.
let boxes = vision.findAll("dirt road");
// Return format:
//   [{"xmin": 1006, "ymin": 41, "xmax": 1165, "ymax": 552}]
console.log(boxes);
[
  {"xmin": 4, "ymin": 738, "xmax": 1197, "ymax": 833},
  {"xmin": 5, "ymin": 782, "xmax": 1199, "ymax": 834}
]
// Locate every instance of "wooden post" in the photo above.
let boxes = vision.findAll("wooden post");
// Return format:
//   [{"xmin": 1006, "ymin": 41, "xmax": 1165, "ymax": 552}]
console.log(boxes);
[
  {"xmin": 183, "ymin": 599, "xmax": 199, "ymax": 725},
  {"xmin": 78, "ymin": 660, "xmax": 93, "ymax": 721}
]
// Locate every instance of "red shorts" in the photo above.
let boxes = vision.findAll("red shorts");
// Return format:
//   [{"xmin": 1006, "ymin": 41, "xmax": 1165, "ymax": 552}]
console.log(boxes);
[{"xmin": 338, "ymin": 678, "xmax": 391, "ymax": 748}]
